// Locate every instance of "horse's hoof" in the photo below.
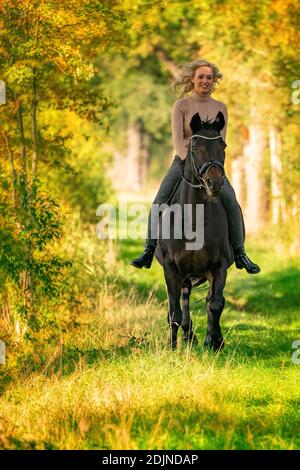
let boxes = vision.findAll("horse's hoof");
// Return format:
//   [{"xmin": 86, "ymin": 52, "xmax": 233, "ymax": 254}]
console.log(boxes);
[
  {"xmin": 184, "ymin": 333, "xmax": 198, "ymax": 346},
  {"xmin": 213, "ymin": 339, "xmax": 225, "ymax": 352},
  {"xmin": 169, "ymin": 339, "xmax": 177, "ymax": 350},
  {"xmin": 204, "ymin": 335, "xmax": 224, "ymax": 352}
]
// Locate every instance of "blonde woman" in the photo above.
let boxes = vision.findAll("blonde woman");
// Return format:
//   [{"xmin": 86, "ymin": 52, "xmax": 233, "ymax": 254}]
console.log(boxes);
[{"xmin": 131, "ymin": 59, "xmax": 260, "ymax": 274}]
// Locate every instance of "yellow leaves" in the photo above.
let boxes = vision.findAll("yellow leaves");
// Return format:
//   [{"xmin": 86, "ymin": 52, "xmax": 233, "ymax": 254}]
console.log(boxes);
[
  {"xmin": 6, "ymin": 63, "xmax": 33, "ymax": 86},
  {"xmin": 50, "ymin": 44, "xmax": 95, "ymax": 80},
  {"xmin": 0, "ymin": 0, "xmax": 129, "ymax": 76}
]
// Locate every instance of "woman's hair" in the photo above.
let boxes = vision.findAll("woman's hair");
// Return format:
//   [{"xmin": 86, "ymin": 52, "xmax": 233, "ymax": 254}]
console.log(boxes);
[{"xmin": 173, "ymin": 59, "xmax": 223, "ymax": 98}]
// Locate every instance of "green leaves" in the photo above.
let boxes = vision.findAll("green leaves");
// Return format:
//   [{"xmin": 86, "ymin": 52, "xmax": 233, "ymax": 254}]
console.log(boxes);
[{"xmin": 0, "ymin": 180, "xmax": 71, "ymax": 297}]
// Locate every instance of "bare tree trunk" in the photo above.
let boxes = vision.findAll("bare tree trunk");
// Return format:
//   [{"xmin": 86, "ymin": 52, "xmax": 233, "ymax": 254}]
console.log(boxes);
[
  {"xmin": 17, "ymin": 104, "xmax": 27, "ymax": 181},
  {"xmin": 126, "ymin": 120, "xmax": 142, "ymax": 191},
  {"xmin": 290, "ymin": 194, "xmax": 300, "ymax": 255},
  {"xmin": 231, "ymin": 155, "xmax": 246, "ymax": 209},
  {"xmin": 110, "ymin": 124, "xmax": 153, "ymax": 192},
  {"xmin": 21, "ymin": 269, "xmax": 33, "ymax": 311},
  {"xmin": 1, "ymin": 290, "xmax": 12, "ymax": 337},
  {"xmin": 269, "ymin": 126, "xmax": 284, "ymax": 224},
  {"xmin": 2, "ymin": 131, "xmax": 18, "ymax": 210},
  {"xmin": 154, "ymin": 47, "xmax": 181, "ymax": 79},
  {"xmin": 140, "ymin": 132, "xmax": 152, "ymax": 187},
  {"xmin": 17, "ymin": 100, "xmax": 34, "ymax": 316},
  {"xmin": 244, "ymin": 104, "xmax": 268, "ymax": 233},
  {"xmin": 31, "ymin": 19, "xmax": 39, "ymax": 183},
  {"xmin": 31, "ymin": 66, "xmax": 38, "ymax": 182}
]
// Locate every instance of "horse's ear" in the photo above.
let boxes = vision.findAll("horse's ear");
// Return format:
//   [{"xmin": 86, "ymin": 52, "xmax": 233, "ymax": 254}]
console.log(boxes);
[
  {"xmin": 212, "ymin": 111, "xmax": 225, "ymax": 132},
  {"xmin": 190, "ymin": 113, "xmax": 202, "ymax": 133}
]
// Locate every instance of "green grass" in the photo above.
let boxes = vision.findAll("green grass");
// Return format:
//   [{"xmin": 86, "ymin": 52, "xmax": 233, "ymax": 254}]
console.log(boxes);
[{"xmin": 0, "ymin": 224, "xmax": 300, "ymax": 450}]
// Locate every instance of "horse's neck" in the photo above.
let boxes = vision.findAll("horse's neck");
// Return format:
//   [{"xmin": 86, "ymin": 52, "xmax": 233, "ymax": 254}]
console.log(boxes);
[{"xmin": 182, "ymin": 155, "xmax": 207, "ymax": 204}]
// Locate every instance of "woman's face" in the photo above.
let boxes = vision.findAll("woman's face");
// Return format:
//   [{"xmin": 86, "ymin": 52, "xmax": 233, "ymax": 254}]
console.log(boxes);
[{"xmin": 192, "ymin": 66, "xmax": 214, "ymax": 95}]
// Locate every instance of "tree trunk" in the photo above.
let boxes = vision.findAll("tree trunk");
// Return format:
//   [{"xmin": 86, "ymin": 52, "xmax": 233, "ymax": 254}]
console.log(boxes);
[
  {"xmin": 17, "ymin": 100, "xmax": 33, "ymax": 317},
  {"xmin": 31, "ymin": 66, "xmax": 38, "ymax": 183},
  {"xmin": 17, "ymin": 102, "xmax": 28, "ymax": 212},
  {"xmin": 17, "ymin": 103, "xmax": 27, "ymax": 184},
  {"xmin": 110, "ymin": 122, "xmax": 151, "ymax": 192},
  {"xmin": 244, "ymin": 104, "xmax": 268, "ymax": 233},
  {"xmin": 290, "ymin": 193, "xmax": 300, "ymax": 255},
  {"xmin": 140, "ymin": 132, "xmax": 152, "ymax": 187},
  {"xmin": 269, "ymin": 126, "xmax": 284, "ymax": 224},
  {"xmin": 154, "ymin": 47, "xmax": 181, "ymax": 79},
  {"xmin": 231, "ymin": 155, "xmax": 246, "ymax": 209},
  {"xmin": 2, "ymin": 131, "xmax": 18, "ymax": 210},
  {"xmin": 125, "ymin": 120, "xmax": 143, "ymax": 191}
]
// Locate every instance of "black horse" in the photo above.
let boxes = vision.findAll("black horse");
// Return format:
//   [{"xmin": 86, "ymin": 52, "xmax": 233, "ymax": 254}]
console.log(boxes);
[{"xmin": 155, "ymin": 111, "xmax": 243, "ymax": 351}]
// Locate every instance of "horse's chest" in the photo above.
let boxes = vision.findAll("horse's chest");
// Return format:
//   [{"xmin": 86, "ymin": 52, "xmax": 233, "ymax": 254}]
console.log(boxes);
[{"xmin": 175, "ymin": 249, "xmax": 211, "ymax": 276}]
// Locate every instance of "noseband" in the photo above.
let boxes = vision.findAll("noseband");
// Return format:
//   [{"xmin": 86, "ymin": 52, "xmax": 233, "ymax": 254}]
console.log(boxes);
[{"xmin": 182, "ymin": 134, "xmax": 225, "ymax": 189}]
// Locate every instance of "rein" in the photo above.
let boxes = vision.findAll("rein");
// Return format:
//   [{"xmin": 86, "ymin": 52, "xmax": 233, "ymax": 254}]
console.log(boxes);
[{"xmin": 182, "ymin": 133, "xmax": 225, "ymax": 189}]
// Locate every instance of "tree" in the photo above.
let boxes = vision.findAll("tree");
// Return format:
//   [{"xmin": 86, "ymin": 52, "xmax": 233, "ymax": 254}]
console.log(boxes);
[{"xmin": 0, "ymin": 0, "xmax": 131, "ymax": 335}]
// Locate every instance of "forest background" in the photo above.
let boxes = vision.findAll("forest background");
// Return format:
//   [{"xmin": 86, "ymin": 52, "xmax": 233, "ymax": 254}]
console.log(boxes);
[{"xmin": 0, "ymin": 0, "xmax": 300, "ymax": 450}]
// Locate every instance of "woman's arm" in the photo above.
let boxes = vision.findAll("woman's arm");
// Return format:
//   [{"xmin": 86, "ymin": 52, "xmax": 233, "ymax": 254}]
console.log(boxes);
[{"xmin": 172, "ymin": 101, "xmax": 188, "ymax": 160}]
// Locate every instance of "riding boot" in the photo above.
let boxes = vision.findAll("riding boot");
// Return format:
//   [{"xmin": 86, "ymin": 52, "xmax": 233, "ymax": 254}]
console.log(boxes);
[
  {"xmin": 234, "ymin": 247, "xmax": 261, "ymax": 274},
  {"xmin": 130, "ymin": 155, "xmax": 184, "ymax": 270},
  {"xmin": 221, "ymin": 177, "xmax": 261, "ymax": 275},
  {"xmin": 131, "ymin": 243, "xmax": 156, "ymax": 269}
]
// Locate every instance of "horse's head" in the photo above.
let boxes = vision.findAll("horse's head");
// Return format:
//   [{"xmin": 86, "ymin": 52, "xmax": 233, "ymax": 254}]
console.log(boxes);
[{"xmin": 188, "ymin": 111, "xmax": 226, "ymax": 198}]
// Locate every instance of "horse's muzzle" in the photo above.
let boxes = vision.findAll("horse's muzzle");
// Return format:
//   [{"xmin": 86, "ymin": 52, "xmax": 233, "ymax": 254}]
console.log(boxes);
[{"xmin": 206, "ymin": 178, "xmax": 224, "ymax": 197}]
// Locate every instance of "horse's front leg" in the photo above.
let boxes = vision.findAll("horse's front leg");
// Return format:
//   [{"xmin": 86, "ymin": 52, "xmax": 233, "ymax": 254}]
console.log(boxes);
[
  {"xmin": 204, "ymin": 260, "xmax": 227, "ymax": 351},
  {"xmin": 181, "ymin": 279, "xmax": 198, "ymax": 345},
  {"xmin": 163, "ymin": 258, "xmax": 182, "ymax": 350}
]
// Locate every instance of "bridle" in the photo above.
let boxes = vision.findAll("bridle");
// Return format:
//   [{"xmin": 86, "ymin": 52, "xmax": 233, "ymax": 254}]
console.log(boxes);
[{"xmin": 182, "ymin": 134, "xmax": 225, "ymax": 189}]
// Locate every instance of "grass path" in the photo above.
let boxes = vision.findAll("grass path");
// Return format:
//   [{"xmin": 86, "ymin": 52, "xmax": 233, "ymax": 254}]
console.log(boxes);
[{"xmin": 0, "ymin": 223, "xmax": 300, "ymax": 449}]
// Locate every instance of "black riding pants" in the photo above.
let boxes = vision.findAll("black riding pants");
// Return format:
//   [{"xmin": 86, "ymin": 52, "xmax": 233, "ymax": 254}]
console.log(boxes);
[{"xmin": 146, "ymin": 155, "xmax": 244, "ymax": 251}]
